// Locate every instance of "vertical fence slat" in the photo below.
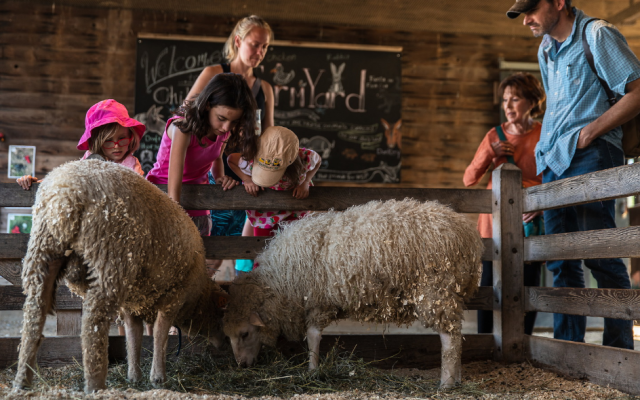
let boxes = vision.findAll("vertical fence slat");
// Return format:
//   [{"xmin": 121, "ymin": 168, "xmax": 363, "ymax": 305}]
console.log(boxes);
[
  {"xmin": 56, "ymin": 310, "xmax": 82, "ymax": 336},
  {"xmin": 491, "ymin": 163, "xmax": 525, "ymax": 363}
]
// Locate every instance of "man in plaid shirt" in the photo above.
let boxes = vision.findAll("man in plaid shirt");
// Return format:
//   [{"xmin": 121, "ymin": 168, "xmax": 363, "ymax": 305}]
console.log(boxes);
[{"xmin": 507, "ymin": 0, "xmax": 640, "ymax": 349}]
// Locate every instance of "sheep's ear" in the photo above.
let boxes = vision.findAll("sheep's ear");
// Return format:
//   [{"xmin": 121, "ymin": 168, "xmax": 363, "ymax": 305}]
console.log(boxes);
[
  {"xmin": 249, "ymin": 312, "xmax": 265, "ymax": 327},
  {"xmin": 214, "ymin": 292, "xmax": 230, "ymax": 310}
]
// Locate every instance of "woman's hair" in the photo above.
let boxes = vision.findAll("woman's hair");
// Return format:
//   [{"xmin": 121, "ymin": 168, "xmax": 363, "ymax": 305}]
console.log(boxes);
[
  {"xmin": 223, "ymin": 15, "xmax": 274, "ymax": 62},
  {"xmin": 88, "ymin": 122, "xmax": 140, "ymax": 159},
  {"xmin": 174, "ymin": 73, "xmax": 258, "ymax": 160},
  {"xmin": 280, "ymin": 156, "xmax": 305, "ymax": 190},
  {"xmin": 498, "ymin": 72, "xmax": 546, "ymax": 118}
]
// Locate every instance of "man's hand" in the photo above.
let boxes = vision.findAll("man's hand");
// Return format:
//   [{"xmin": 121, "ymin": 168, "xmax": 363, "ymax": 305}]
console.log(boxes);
[{"xmin": 576, "ymin": 128, "xmax": 596, "ymax": 149}]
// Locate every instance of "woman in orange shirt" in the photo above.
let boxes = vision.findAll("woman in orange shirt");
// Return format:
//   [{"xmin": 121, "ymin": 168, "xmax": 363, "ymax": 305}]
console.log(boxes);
[{"xmin": 463, "ymin": 72, "xmax": 546, "ymax": 335}]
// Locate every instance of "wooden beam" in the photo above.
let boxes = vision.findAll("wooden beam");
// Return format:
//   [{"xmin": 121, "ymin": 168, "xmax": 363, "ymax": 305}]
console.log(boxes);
[
  {"xmin": 525, "ymin": 335, "xmax": 640, "ymax": 395},
  {"xmin": 524, "ymin": 226, "xmax": 640, "ymax": 262},
  {"xmin": 0, "ymin": 334, "xmax": 494, "ymax": 369},
  {"xmin": 0, "ymin": 285, "xmax": 82, "ymax": 310},
  {"xmin": 0, "ymin": 234, "xmax": 496, "ymax": 263},
  {"xmin": 0, "ymin": 260, "xmax": 22, "ymax": 286},
  {"xmin": 467, "ymin": 286, "xmax": 494, "ymax": 311},
  {"xmin": 608, "ymin": 2, "xmax": 640, "ymax": 25},
  {"xmin": 0, "ymin": 285, "xmax": 494, "ymax": 312},
  {"xmin": 56, "ymin": 310, "xmax": 82, "ymax": 336},
  {"xmin": 525, "ymin": 287, "xmax": 640, "ymax": 320},
  {"xmin": 0, "ymin": 183, "xmax": 492, "ymax": 214},
  {"xmin": 492, "ymin": 163, "xmax": 525, "ymax": 363},
  {"xmin": 0, "ymin": 234, "xmax": 29, "ymax": 259},
  {"xmin": 523, "ymin": 162, "xmax": 640, "ymax": 213}
]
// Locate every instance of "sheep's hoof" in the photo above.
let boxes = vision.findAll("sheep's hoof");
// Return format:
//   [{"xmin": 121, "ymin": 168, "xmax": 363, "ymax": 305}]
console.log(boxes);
[
  {"xmin": 439, "ymin": 380, "xmax": 460, "ymax": 390},
  {"xmin": 152, "ymin": 377, "xmax": 166, "ymax": 388},
  {"xmin": 128, "ymin": 371, "xmax": 142, "ymax": 383},
  {"xmin": 11, "ymin": 384, "xmax": 26, "ymax": 393},
  {"xmin": 84, "ymin": 383, "xmax": 106, "ymax": 394}
]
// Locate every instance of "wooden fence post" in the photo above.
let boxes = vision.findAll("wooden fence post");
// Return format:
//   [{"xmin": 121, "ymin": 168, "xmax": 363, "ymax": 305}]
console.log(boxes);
[{"xmin": 492, "ymin": 163, "xmax": 525, "ymax": 363}]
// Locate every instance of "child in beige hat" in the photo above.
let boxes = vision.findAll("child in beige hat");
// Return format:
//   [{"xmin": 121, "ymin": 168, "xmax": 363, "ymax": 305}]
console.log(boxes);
[{"xmin": 227, "ymin": 126, "xmax": 321, "ymax": 240}]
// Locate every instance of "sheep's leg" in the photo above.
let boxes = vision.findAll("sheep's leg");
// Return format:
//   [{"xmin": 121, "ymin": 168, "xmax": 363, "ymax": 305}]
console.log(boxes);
[
  {"xmin": 438, "ymin": 322, "xmax": 462, "ymax": 389},
  {"xmin": 306, "ymin": 326, "xmax": 322, "ymax": 370},
  {"xmin": 124, "ymin": 312, "xmax": 143, "ymax": 382},
  {"xmin": 13, "ymin": 258, "xmax": 64, "ymax": 390},
  {"xmin": 81, "ymin": 290, "xmax": 115, "ymax": 393},
  {"xmin": 150, "ymin": 310, "xmax": 172, "ymax": 387}
]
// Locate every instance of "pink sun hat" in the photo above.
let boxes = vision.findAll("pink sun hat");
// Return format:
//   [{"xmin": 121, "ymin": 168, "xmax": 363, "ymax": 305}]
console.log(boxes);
[{"xmin": 77, "ymin": 99, "xmax": 146, "ymax": 151}]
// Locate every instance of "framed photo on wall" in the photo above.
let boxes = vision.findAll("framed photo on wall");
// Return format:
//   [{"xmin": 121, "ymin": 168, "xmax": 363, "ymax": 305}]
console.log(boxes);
[
  {"xmin": 7, "ymin": 213, "xmax": 32, "ymax": 234},
  {"xmin": 8, "ymin": 145, "xmax": 36, "ymax": 179}
]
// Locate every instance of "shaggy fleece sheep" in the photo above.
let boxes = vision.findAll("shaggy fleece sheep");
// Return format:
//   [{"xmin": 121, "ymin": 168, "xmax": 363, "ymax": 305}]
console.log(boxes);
[
  {"xmin": 13, "ymin": 160, "xmax": 228, "ymax": 394},
  {"xmin": 223, "ymin": 198, "xmax": 483, "ymax": 389}
]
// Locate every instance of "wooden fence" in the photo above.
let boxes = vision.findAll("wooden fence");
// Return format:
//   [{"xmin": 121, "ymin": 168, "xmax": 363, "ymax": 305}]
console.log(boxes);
[{"xmin": 1, "ymin": 162, "xmax": 640, "ymax": 393}]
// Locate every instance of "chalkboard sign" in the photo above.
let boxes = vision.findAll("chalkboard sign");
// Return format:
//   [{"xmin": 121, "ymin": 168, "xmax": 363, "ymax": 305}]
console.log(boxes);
[{"xmin": 135, "ymin": 35, "xmax": 402, "ymax": 182}]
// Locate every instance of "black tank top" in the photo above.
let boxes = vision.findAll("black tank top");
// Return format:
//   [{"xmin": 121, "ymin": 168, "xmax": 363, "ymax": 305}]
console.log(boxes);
[{"xmin": 220, "ymin": 63, "xmax": 266, "ymax": 181}]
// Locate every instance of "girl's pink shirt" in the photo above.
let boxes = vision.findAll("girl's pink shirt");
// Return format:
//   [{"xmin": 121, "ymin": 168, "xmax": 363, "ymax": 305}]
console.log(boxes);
[
  {"xmin": 146, "ymin": 116, "xmax": 230, "ymax": 217},
  {"xmin": 81, "ymin": 151, "xmax": 144, "ymax": 176}
]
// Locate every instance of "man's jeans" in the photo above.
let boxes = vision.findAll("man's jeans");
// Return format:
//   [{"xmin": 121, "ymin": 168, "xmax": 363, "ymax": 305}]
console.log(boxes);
[{"xmin": 542, "ymin": 139, "xmax": 633, "ymax": 349}]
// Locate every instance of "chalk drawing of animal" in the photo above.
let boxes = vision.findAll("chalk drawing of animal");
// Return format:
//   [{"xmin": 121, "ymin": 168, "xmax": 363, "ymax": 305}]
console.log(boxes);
[
  {"xmin": 342, "ymin": 148, "xmax": 358, "ymax": 160},
  {"xmin": 134, "ymin": 105, "xmax": 165, "ymax": 135},
  {"xmin": 381, "ymin": 118, "xmax": 402, "ymax": 150},
  {"xmin": 300, "ymin": 136, "xmax": 336, "ymax": 159},
  {"xmin": 270, "ymin": 63, "xmax": 295, "ymax": 86},
  {"xmin": 328, "ymin": 62, "xmax": 345, "ymax": 95}
]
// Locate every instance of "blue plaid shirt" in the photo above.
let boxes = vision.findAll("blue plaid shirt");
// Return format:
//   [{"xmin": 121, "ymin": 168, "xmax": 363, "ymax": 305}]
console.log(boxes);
[{"xmin": 536, "ymin": 8, "xmax": 640, "ymax": 176}]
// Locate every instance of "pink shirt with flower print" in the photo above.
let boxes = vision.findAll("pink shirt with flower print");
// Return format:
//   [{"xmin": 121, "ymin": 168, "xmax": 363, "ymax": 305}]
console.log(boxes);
[{"xmin": 238, "ymin": 148, "xmax": 321, "ymax": 229}]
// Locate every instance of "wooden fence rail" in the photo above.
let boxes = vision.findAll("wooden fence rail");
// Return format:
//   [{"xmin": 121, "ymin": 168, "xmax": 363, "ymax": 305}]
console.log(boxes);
[
  {"xmin": 0, "ymin": 184, "xmax": 493, "ymax": 213},
  {"xmin": 523, "ymin": 162, "xmax": 640, "ymax": 213},
  {"xmin": 0, "ymin": 234, "xmax": 495, "ymax": 263},
  {"xmin": 4, "ymin": 161, "xmax": 640, "ymax": 394}
]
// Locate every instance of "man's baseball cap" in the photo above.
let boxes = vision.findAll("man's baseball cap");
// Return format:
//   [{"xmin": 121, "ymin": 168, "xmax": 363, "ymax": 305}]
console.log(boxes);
[
  {"xmin": 506, "ymin": 0, "xmax": 541, "ymax": 19},
  {"xmin": 252, "ymin": 126, "xmax": 300, "ymax": 188}
]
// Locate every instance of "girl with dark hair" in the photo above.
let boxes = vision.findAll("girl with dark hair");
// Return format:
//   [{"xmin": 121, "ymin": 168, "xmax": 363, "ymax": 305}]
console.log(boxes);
[{"xmin": 147, "ymin": 73, "xmax": 257, "ymax": 236}]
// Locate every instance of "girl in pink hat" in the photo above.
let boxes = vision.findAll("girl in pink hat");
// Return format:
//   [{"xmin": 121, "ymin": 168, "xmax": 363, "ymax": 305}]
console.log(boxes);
[
  {"xmin": 16, "ymin": 99, "xmax": 146, "ymax": 189},
  {"xmin": 146, "ymin": 73, "xmax": 257, "ymax": 236}
]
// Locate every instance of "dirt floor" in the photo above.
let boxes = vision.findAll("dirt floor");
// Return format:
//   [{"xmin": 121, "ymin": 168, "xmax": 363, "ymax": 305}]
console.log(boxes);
[{"xmin": 0, "ymin": 359, "xmax": 637, "ymax": 400}]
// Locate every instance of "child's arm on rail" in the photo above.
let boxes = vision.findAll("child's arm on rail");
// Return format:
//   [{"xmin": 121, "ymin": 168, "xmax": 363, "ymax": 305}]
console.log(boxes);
[
  {"xmin": 293, "ymin": 158, "xmax": 321, "ymax": 200},
  {"xmin": 16, "ymin": 175, "xmax": 41, "ymax": 190},
  {"xmin": 227, "ymin": 153, "xmax": 264, "ymax": 197}
]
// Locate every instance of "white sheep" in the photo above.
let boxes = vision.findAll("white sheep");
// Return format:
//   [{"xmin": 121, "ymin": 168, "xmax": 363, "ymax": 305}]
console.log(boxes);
[
  {"xmin": 223, "ymin": 198, "xmax": 483, "ymax": 388},
  {"xmin": 13, "ymin": 160, "xmax": 228, "ymax": 394}
]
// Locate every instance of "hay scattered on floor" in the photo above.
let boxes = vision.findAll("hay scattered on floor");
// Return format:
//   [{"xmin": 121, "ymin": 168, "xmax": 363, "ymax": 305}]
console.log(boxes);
[{"xmin": 0, "ymin": 340, "xmax": 637, "ymax": 399}]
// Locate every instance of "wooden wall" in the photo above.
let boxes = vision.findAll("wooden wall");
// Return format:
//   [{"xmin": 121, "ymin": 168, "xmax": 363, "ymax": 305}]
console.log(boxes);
[{"xmin": 1, "ymin": 1, "xmax": 639, "ymax": 188}]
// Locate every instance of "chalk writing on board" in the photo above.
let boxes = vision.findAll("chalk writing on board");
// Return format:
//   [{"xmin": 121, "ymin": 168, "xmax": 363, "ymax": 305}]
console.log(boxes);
[
  {"xmin": 315, "ymin": 161, "xmax": 401, "ymax": 183},
  {"xmin": 136, "ymin": 38, "xmax": 402, "ymax": 182}
]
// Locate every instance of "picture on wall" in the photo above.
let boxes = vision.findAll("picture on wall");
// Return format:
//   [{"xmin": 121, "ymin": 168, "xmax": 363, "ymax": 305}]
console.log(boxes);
[
  {"xmin": 7, "ymin": 213, "xmax": 32, "ymax": 234},
  {"xmin": 8, "ymin": 145, "xmax": 36, "ymax": 179}
]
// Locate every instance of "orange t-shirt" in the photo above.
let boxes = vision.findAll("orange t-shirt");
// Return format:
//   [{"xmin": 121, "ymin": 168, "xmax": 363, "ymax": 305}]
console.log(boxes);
[{"xmin": 463, "ymin": 122, "xmax": 542, "ymax": 238}]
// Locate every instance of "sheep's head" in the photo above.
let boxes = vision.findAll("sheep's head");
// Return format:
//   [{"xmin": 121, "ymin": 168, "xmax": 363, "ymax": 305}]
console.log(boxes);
[
  {"xmin": 223, "ymin": 279, "xmax": 277, "ymax": 367},
  {"xmin": 224, "ymin": 311, "xmax": 266, "ymax": 367}
]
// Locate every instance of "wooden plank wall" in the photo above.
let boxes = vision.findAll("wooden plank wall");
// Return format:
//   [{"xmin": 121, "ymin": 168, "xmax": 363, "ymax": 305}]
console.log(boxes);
[
  {"xmin": 0, "ymin": 1, "xmax": 541, "ymax": 189},
  {"xmin": 2, "ymin": 2, "xmax": 640, "ymax": 189}
]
